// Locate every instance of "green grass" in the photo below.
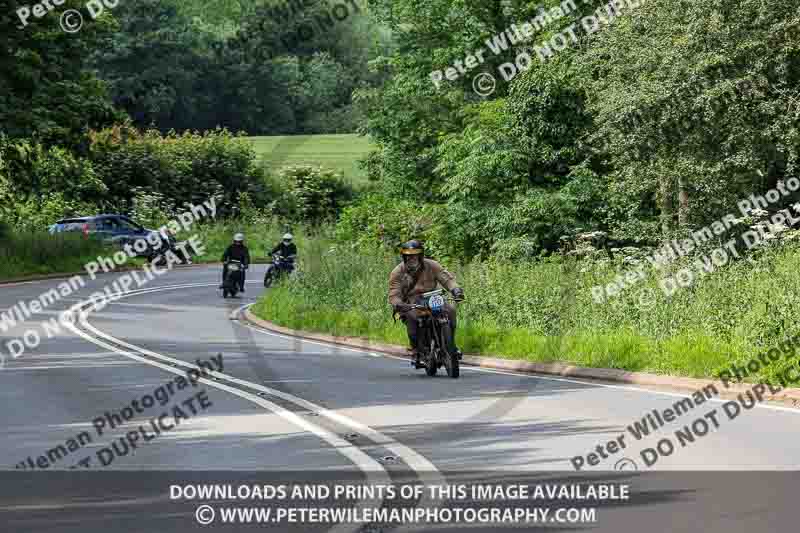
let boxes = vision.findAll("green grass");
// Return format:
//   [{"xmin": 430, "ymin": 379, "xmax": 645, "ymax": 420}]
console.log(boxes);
[
  {"xmin": 251, "ymin": 238, "xmax": 800, "ymax": 386},
  {"xmin": 246, "ymin": 134, "xmax": 374, "ymax": 186},
  {"xmin": 0, "ymin": 231, "xmax": 125, "ymax": 281}
]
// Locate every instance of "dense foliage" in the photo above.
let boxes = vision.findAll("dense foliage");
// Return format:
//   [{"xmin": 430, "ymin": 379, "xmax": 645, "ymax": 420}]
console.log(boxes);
[
  {"xmin": 358, "ymin": 0, "xmax": 800, "ymax": 260},
  {"xmin": 89, "ymin": 0, "xmax": 385, "ymax": 135},
  {"xmin": 0, "ymin": 0, "xmax": 123, "ymax": 148},
  {"xmin": 3, "ymin": 0, "xmax": 800, "ymax": 268},
  {"xmin": 0, "ymin": 127, "xmax": 271, "ymax": 228}
]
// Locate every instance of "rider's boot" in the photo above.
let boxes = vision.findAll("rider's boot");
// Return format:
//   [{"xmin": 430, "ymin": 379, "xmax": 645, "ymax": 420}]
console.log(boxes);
[
  {"xmin": 408, "ymin": 333, "xmax": 424, "ymax": 368},
  {"xmin": 452, "ymin": 337, "xmax": 463, "ymax": 359},
  {"xmin": 407, "ymin": 347, "xmax": 422, "ymax": 368}
]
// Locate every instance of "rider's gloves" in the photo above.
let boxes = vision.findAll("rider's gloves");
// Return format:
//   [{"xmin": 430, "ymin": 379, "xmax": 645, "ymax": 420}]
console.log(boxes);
[{"xmin": 452, "ymin": 288, "xmax": 465, "ymax": 301}]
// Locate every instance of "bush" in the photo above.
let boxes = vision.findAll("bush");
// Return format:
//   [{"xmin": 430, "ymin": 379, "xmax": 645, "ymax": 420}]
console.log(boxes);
[
  {"xmin": 278, "ymin": 165, "xmax": 354, "ymax": 225},
  {"xmin": 129, "ymin": 188, "xmax": 180, "ymax": 229},
  {"xmin": 334, "ymin": 193, "xmax": 436, "ymax": 250},
  {"xmin": 87, "ymin": 124, "xmax": 266, "ymax": 216},
  {"xmin": 6, "ymin": 192, "xmax": 101, "ymax": 233},
  {"xmin": 0, "ymin": 137, "xmax": 107, "ymax": 229}
]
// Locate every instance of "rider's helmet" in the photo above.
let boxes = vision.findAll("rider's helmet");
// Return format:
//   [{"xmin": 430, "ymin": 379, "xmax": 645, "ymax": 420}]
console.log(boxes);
[
  {"xmin": 282, "ymin": 233, "xmax": 293, "ymax": 243},
  {"xmin": 233, "ymin": 233, "xmax": 245, "ymax": 244},
  {"xmin": 400, "ymin": 239, "xmax": 424, "ymax": 273}
]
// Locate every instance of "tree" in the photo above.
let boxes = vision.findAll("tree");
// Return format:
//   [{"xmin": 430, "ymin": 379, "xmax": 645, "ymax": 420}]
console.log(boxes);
[
  {"xmin": 584, "ymin": 0, "xmax": 800, "ymax": 239},
  {"xmin": 0, "ymin": 0, "xmax": 122, "ymax": 149},
  {"xmin": 90, "ymin": 1, "xmax": 220, "ymax": 132}
]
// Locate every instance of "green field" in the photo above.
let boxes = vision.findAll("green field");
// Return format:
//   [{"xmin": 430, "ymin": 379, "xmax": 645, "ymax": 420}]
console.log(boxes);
[{"xmin": 247, "ymin": 134, "xmax": 374, "ymax": 186}]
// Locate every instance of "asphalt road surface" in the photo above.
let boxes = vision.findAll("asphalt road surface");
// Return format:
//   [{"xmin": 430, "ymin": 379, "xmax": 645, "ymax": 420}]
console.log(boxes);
[{"xmin": 2, "ymin": 266, "xmax": 800, "ymax": 532}]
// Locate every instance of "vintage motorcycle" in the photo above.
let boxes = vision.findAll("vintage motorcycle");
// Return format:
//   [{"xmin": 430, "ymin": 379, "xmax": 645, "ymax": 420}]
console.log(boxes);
[
  {"xmin": 263, "ymin": 253, "xmax": 295, "ymax": 288},
  {"xmin": 409, "ymin": 289, "xmax": 462, "ymax": 378},
  {"xmin": 222, "ymin": 260, "xmax": 246, "ymax": 298}
]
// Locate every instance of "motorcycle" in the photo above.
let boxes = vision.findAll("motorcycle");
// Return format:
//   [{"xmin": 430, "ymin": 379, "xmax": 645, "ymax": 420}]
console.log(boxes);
[
  {"xmin": 409, "ymin": 289, "xmax": 462, "ymax": 378},
  {"xmin": 222, "ymin": 260, "xmax": 246, "ymax": 298},
  {"xmin": 263, "ymin": 253, "xmax": 295, "ymax": 288}
]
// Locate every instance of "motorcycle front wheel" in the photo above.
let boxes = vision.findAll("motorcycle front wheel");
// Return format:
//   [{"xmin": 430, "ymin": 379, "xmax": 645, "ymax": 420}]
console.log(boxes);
[
  {"xmin": 424, "ymin": 337, "xmax": 438, "ymax": 376},
  {"xmin": 263, "ymin": 266, "xmax": 274, "ymax": 288},
  {"xmin": 439, "ymin": 323, "xmax": 459, "ymax": 378}
]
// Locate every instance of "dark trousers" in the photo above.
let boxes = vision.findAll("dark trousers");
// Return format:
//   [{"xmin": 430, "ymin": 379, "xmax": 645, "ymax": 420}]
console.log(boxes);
[
  {"xmin": 402, "ymin": 303, "xmax": 457, "ymax": 350},
  {"xmin": 222, "ymin": 266, "xmax": 246, "ymax": 289}
]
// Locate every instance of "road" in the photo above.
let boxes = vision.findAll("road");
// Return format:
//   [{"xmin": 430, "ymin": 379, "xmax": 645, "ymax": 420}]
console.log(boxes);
[{"xmin": 2, "ymin": 266, "xmax": 800, "ymax": 532}]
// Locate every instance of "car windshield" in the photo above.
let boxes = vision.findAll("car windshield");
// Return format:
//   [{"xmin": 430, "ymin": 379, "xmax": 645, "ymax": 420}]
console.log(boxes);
[{"xmin": 118, "ymin": 217, "xmax": 144, "ymax": 231}]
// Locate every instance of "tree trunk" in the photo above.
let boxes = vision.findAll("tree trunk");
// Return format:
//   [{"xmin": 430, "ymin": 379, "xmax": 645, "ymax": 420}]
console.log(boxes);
[
  {"xmin": 677, "ymin": 175, "xmax": 689, "ymax": 227},
  {"xmin": 660, "ymin": 176, "xmax": 674, "ymax": 239}
]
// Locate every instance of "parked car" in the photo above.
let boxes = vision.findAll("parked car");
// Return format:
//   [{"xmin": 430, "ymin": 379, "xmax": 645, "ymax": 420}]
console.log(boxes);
[{"xmin": 48, "ymin": 214, "xmax": 185, "ymax": 263}]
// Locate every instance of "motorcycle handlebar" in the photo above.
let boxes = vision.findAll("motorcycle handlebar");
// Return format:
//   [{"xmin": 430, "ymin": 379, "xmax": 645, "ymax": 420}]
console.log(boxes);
[{"xmin": 408, "ymin": 297, "xmax": 464, "ymax": 310}]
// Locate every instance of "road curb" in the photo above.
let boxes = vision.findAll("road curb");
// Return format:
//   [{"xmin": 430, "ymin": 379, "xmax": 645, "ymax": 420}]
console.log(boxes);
[{"xmin": 242, "ymin": 309, "xmax": 800, "ymax": 407}]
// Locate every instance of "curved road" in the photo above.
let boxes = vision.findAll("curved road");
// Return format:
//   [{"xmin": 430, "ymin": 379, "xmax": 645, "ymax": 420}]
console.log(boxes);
[{"xmin": 2, "ymin": 266, "xmax": 800, "ymax": 531}]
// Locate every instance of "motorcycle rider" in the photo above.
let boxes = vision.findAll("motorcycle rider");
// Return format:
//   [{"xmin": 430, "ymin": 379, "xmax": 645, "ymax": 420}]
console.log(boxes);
[
  {"xmin": 269, "ymin": 233, "xmax": 298, "ymax": 273},
  {"xmin": 220, "ymin": 233, "xmax": 250, "ymax": 292},
  {"xmin": 388, "ymin": 239, "xmax": 465, "ymax": 367}
]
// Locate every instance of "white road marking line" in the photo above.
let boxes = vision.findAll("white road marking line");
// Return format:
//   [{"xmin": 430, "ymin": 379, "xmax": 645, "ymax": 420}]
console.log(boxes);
[
  {"xmin": 64, "ymin": 296, "xmax": 386, "ymax": 533},
  {"xmin": 67, "ymin": 283, "xmax": 447, "ymax": 512},
  {"xmin": 65, "ymin": 283, "xmax": 457, "ymax": 525},
  {"xmin": 63, "ymin": 283, "xmax": 444, "ymax": 466},
  {"xmin": 262, "ymin": 379, "xmax": 316, "ymax": 383},
  {"xmin": 78, "ymin": 288, "xmax": 446, "ymax": 474}
]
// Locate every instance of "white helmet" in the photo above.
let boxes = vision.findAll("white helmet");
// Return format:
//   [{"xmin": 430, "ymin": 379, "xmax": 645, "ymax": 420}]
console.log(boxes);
[
  {"xmin": 233, "ymin": 233, "xmax": 244, "ymax": 242},
  {"xmin": 283, "ymin": 233, "xmax": 293, "ymax": 241}
]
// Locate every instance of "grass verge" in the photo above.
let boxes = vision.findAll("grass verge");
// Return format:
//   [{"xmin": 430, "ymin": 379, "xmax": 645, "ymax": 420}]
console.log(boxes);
[
  {"xmin": 251, "ymin": 240, "xmax": 800, "ymax": 386},
  {"xmin": 0, "ymin": 231, "xmax": 117, "ymax": 281}
]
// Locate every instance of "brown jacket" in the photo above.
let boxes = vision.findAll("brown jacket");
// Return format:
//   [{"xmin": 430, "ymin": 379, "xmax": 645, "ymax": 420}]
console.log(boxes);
[{"xmin": 388, "ymin": 258, "xmax": 459, "ymax": 306}]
